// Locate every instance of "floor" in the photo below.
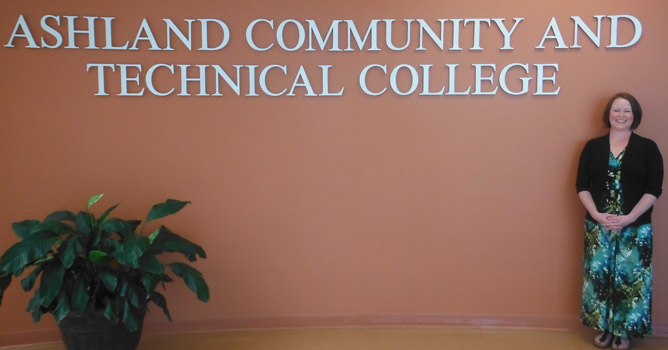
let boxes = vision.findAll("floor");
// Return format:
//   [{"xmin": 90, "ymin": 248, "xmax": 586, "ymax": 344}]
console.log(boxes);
[{"xmin": 2, "ymin": 327, "xmax": 668, "ymax": 350}]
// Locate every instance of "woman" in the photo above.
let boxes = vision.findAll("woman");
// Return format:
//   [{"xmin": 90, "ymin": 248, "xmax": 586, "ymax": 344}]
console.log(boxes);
[{"xmin": 576, "ymin": 92, "xmax": 663, "ymax": 350}]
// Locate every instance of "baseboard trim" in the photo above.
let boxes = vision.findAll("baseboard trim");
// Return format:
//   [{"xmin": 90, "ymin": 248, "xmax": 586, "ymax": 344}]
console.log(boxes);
[
  {"xmin": 141, "ymin": 314, "xmax": 668, "ymax": 337},
  {"xmin": 143, "ymin": 314, "xmax": 585, "ymax": 334},
  {"xmin": 2, "ymin": 314, "xmax": 666, "ymax": 347},
  {"xmin": 0, "ymin": 328, "xmax": 61, "ymax": 348}
]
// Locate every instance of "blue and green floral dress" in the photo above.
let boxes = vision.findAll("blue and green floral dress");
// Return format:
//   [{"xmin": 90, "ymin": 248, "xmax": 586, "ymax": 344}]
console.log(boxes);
[{"xmin": 581, "ymin": 150, "xmax": 653, "ymax": 337}]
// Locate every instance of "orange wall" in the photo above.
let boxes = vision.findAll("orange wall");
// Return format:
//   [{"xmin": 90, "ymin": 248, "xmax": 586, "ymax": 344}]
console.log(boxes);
[{"xmin": 1, "ymin": 0, "xmax": 668, "ymax": 345}]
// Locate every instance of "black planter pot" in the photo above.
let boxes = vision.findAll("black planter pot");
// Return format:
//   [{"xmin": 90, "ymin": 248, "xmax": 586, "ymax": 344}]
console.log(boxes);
[{"xmin": 58, "ymin": 312, "xmax": 145, "ymax": 350}]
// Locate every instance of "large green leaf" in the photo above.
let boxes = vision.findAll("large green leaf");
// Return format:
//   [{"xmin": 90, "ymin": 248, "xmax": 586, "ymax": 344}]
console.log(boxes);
[
  {"xmin": 99, "ymin": 270, "xmax": 118, "ymax": 293},
  {"xmin": 0, "ymin": 274, "xmax": 12, "ymax": 306},
  {"xmin": 141, "ymin": 273, "xmax": 162, "ymax": 294},
  {"xmin": 26, "ymin": 288, "xmax": 43, "ymax": 313},
  {"xmin": 113, "ymin": 233, "xmax": 149, "ymax": 268},
  {"xmin": 20, "ymin": 265, "xmax": 44, "ymax": 291},
  {"xmin": 101, "ymin": 218, "xmax": 131, "ymax": 233},
  {"xmin": 31, "ymin": 221, "xmax": 74, "ymax": 236},
  {"xmin": 53, "ymin": 292, "xmax": 71, "ymax": 322},
  {"xmin": 141, "ymin": 273, "xmax": 173, "ymax": 294},
  {"xmin": 71, "ymin": 279, "xmax": 90, "ymax": 315},
  {"xmin": 38, "ymin": 261, "xmax": 65, "ymax": 306},
  {"xmin": 26, "ymin": 290, "xmax": 47, "ymax": 323},
  {"xmin": 75, "ymin": 211, "xmax": 94, "ymax": 235},
  {"xmin": 101, "ymin": 218, "xmax": 137, "ymax": 239},
  {"xmin": 44, "ymin": 211, "xmax": 77, "ymax": 223},
  {"xmin": 168, "ymin": 262, "xmax": 209, "ymax": 302},
  {"xmin": 150, "ymin": 226, "xmax": 206, "ymax": 262},
  {"xmin": 0, "ymin": 232, "xmax": 60, "ymax": 275},
  {"xmin": 122, "ymin": 301, "xmax": 138, "ymax": 332},
  {"xmin": 145, "ymin": 199, "xmax": 190, "ymax": 224},
  {"xmin": 124, "ymin": 281, "xmax": 146, "ymax": 309},
  {"xmin": 149, "ymin": 291, "xmax": 172, "ymax": 321},
  {"xmin": 58, "ymin": 238, "xmax": 83, "ymax": 268},
  {"xmin": 11, "ymin": 220, "xmax": 40, "ymax": 239},
  {"xmin": 139, "ymin": 253, "xmax": 163, "ymax": 275},
  {"xmin": 0, "ymin": 243, "xmax": 32, "ymax": 276}
]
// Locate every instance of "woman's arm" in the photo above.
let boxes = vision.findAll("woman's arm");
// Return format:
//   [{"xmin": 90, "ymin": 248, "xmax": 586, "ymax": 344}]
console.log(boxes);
[
  {"xmin": 606, "ymin": 194, "xmax": 658, "ymax": 230},
  {"xmin": 578, "ymin": 190, "xmax": 612, "ymax": 227}
]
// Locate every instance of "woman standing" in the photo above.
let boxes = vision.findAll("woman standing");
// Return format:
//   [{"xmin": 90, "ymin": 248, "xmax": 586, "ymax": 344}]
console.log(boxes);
[{"xmin": 576, "ymin": 92, "xmax": 664, "ymax": 350}]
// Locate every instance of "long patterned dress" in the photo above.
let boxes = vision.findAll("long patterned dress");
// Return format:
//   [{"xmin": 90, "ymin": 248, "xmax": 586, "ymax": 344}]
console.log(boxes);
[{"xmin": 581, "ymin": 149, "xmax": 653, "ymax": 337}]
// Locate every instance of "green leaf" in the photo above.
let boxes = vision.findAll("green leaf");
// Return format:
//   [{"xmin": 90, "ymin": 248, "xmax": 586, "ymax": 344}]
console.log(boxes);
[
  {"xmin": 34, "ymin": 256, "xmax": 55, "ymax": 265},
  {"xmin": 124, "ymin": 281, "xmax": 146, "ymax": 309},
  {"xmin": 101, "ymin": 218, "xmax": 136, "ymax": 238},
  {"xmin": 103, "ymin": 298, "xmax": 119, "ymax": 323},
  {"xmin": 1, "ymin": 242, "xmax": 34, "ymax": 275},
  {"xmin": 99, "ymin": 271, "xmax": 118, "ymax": 293},
  {"xmin": 71, "ymin": 279, "xmax": 89, "ymax": 315},
  {"xmin": 141, "ymin": 273, "xmax": 172, "ymax": 294},
  {"xmin": 0, "ymin": 274, "xmax": 12, "ymax": 306},
  {"xmin": 11, "ymin": 220, "xmax": 40, "ymax": 239},
  {"xmin": 75, "ymin": 211, "xmax": 94, "ymax": 235},
  {"xmin": 44, "ymin": 211, "xmax": 76, "ymax": 223},
  {"xmin": 118, "ymin": 279, "xmax": 128, "ymax": 297},
  {"xmin": 149, "ymin": 291, "xmax": 172, "ymax": 322},
  {"xmin": 0, "ymin": 232, "xmax": 60, "ymax": 275},
  {"xmin": 31, "ymin": 306, "xmax": 44, "ymax": 323},
  {"xmin": 141, "ymin": 273, "xmax": 163, "ymax": 294},
  {"xmin": 145, "ymin": 199, "xmax": 190, "ymax": 224},
  {"xmin": 38, "ymin": 261, "xmax": 65, "ymax": 306},
  {"xmin": 139, "ymin": 253, "xmax": 163, "ymax": 275},
  {"xmin": 122, "ymin": 301, "xmax": 138, "ymax": 332},
  {"xmin": 168, "ymin": 262, "xmax": 209, "ymax": 302},
  {"xmin": 58, "ymin": 238, "xmax": 83, "ymax": 268},
  {"xmin": 89, "ymin": 229, "xmax": 102, "ymax": 249},
  {"xmin": 88, "ymin": 250, "xmax": 108, "ymax": 265},
  {"xmin": 113, "ymin": 233, "xmax": 149, "ymax": 268},
  {"xmin": 150, "ymin": 227, "xmax": 206, "ymax": 262},
  {"xmin": 53, "ymin": 292, "xmax": 71, "ymax": 323},
  {"xmin": 87, "ymin": 194, "xmax": 104, "ymax": 210},
  {"xmin": 20, "ymin": 265, "xmax": 45, "ymax": 291},
  {"xmin": 26, "ymin": 289, "xmax": 43, "ymax": 312},
  {"xmin": 127, "ymin": 220, "xmax": 141, "ymax": 232},
  {"xmin": 31, "ymin": 221, "xmax": 74, "ymax": 236},
  {"xmin": 148, "ymin": 228, "xmax": 160, "ymax": 244},
  {"xmin": 97, "ymin": 203, "xmax": 119, "ymax": 225}
]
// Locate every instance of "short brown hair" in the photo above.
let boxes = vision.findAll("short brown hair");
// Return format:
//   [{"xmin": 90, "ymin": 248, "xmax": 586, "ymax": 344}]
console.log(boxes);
[{"xmin": 603, "ymin": 92, "xmax": 642, "ymax": 130}]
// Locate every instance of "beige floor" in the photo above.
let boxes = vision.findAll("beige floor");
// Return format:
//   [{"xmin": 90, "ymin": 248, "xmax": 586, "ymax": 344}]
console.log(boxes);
[{"xmin": 3, "ymin": 327, "xmax": 668, "ymax": 350}]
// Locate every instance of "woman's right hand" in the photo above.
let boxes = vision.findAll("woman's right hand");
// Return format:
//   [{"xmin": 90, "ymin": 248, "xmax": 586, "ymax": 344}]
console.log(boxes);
[{"xmin": 591, "ymin": 212, "xmax": 624, "ymax": 231}]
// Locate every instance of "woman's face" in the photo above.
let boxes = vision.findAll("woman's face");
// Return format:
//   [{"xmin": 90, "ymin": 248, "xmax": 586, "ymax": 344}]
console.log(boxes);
[{"xmin": 609, "ymin": 98, "xmax": 634, "ymax": 131}]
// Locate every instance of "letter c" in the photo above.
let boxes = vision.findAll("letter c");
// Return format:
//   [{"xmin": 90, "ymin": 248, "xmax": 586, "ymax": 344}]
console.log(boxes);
[
  {"xmin": 246, "ymin": 19, "xmax": 274, "ymax": 51},
  {"xmin": 359, "ymin": 64, "xmax": 387, "ymax": 96}
]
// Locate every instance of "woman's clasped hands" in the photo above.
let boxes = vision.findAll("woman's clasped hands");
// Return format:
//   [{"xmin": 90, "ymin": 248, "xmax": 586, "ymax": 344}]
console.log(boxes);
[{"xmin": 593, "ymin": 212, "xmax": 636, "ymax": 231}]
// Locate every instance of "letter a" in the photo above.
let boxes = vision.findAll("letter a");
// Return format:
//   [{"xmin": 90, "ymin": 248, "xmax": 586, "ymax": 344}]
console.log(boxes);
[
  {"xmin": 536, "ymin": 17, "xmax": 568, "ymax": 49},
  {"xmin": 5, "ymin": 15, "xmax": 39, "ymax": 48}
]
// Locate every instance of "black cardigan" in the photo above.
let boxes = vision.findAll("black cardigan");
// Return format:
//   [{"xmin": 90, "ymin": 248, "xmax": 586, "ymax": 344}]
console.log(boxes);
[{"xmin": 576, "ymin": 133, "xmax": 664, "ymax": 225}]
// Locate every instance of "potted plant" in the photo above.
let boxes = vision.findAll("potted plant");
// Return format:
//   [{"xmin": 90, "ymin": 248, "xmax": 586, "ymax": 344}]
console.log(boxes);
[{"xmin": 0, "ymin": 194, "xmax": 209, "ymax": 350}]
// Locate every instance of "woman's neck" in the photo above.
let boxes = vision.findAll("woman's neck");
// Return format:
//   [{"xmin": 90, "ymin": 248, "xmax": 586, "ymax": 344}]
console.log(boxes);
[
  {"xmin": 609, "ymin": 129, "xmax": 632, "ymax": 141},
  {"xmin": 609, "ymin": 130, "xmax": 631, "ymax": 157}
]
